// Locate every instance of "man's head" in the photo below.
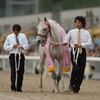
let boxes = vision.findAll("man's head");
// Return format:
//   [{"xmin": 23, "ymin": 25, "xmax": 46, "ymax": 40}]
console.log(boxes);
[
  {"xmin": 13, "ymin": 24, "xmax": 21, "ymax": 36},
  {"xmin": 75, "ymin": 16, "xmax": 86, "ymax": 29}
]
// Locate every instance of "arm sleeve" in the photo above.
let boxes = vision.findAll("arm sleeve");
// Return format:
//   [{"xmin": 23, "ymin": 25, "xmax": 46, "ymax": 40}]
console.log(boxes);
[
  {"xmin": 63, "ymin": 30, "xmax": 71, "ymax": 43},
  {"xmin": 82, "ymin": 32, "xmax": 92, "ymax": 48},
  {"xmin": 3, "ymin": 37, "xmax": 13, "ymax": 51}
]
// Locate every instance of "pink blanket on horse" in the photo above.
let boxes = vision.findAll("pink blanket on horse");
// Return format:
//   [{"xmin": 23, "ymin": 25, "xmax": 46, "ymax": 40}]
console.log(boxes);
[{"xmin": 45, "ymin": 24, "xmax": 71, "ymax": 72}]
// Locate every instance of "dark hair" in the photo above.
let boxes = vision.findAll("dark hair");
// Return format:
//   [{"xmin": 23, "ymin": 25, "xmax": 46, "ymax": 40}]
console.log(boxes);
[
  {"xmin": 12, "ymin": 24, "xmax": 21, "ymax": 31},
  {"xmin": 75, "ymin": 16, "xmax": 86, "ymax": 27}
]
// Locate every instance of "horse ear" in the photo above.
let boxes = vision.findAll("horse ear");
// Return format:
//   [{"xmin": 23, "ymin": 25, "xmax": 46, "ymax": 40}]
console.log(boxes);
[
  {"xmin": 38, "ymin": 17, "xmax": 40, "ymax": 22},
  {"xmin": 44, "ymin": 17, "xmax": 47, "ymax": 22}
]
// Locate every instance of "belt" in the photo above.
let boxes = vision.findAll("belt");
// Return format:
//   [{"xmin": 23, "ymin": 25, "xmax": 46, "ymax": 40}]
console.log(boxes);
[{"xmin": 10, "ymin": 53, "xmax": 24, "ymax": 56}]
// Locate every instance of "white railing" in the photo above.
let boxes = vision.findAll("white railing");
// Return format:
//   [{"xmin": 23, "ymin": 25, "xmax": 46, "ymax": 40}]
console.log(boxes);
[
  {"xmin": 87, "ymin": 57, "xmax": 100, "ymax": 73},
  {"xmin": 0, "ymin": 55, "xmax": 100, "ymax": 77},
  {"xmin": 87, "ymin": 57, "xmax": 100, "ymax": 61},
  {"xmin": 86, "ymin": 57, "xmax": 100, "ymax": 79},
  {"xmin": 0, "ymin": 55, "xmax": 40, "ymax": 74}
]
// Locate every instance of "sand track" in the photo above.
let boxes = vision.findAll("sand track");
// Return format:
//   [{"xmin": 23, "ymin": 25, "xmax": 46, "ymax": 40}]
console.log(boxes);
[{"xmin": 0, "ymin": 71, "xmax": 100, "ymax": 100}]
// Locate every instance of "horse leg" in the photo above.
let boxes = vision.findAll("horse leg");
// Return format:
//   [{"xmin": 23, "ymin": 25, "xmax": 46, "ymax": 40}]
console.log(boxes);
[
  {"xmin": 39, "ymin": 69, "xmax": 43, "ymax": 92},
  {"xmin": 61, "ymin": 74, "xmax": 66, "ymax": 91},
  {"xmin": 52, "ymin": 71, "xmax": 59, "ymax": 93},
  {"xmin": 56, "ymin": 60, "xmax": 63, "ymax": 92},
  {"xmin": 56, "ymin": 74, "xmax": 61, "ymax": 92},
  {"xmin": 39, "ymin": 60, "xmax": 44, "ymax": 92},
  {"xmin": 39, "ymin": 55, "xmax": 46, "ymax": 92},
  {"xmin": 43, "ymin": 61, "xmax": 48, "ymax": 79}
]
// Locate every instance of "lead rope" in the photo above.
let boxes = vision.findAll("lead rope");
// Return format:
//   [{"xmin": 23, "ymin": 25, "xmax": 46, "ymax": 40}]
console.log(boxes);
[
  {"xmin": 72, "ymin": 47, "xmax": 79, "ymax": 64},
  {"xmin": 15, "ymin": 48, "xmax": 22, "ymax": 71},
  {"xmin": 46, "ymin": 41, "xmax": 63, "ymax": 45}
]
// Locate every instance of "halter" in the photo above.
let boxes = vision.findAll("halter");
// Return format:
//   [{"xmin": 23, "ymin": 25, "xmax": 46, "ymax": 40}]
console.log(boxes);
[
  {"xmin": 45, "ymin": 23, "xmax": 52, "ymax": 36},
  {"xmin": 37, "ymin": 34, "xmax": 47, "ymax": 38}
]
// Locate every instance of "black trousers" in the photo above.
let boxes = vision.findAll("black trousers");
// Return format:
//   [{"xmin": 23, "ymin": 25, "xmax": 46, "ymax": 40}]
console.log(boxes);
[
  {"xmin": 9, "ymin": 53, "xmax": 25, "ymax": 91},
  {"xmin": 70, "ymin": 48, "xmax": 86, "ymax": 93}
]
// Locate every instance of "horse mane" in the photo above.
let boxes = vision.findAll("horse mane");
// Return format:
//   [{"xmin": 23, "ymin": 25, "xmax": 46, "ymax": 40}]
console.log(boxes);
[
  {"xmin": 47, "ymin": 19, "xmax": 58, "ymax": 28},
  {"xmin": 47, "ymin": 19, "xmax": 62, "ymax": 42},
  {"xmin": 48, "ymin": 19, "xmax": 57, "ymax": 24},
  {"xmin": 37, "ymin": 18, "xmax": 58, "ymax": 29}
]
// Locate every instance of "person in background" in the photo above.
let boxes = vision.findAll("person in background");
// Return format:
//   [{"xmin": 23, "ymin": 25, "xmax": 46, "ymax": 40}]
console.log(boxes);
[
  {"xmin": 3, "ymin": 24, "xmax": 29, "ymax": 92},
  {"xmin": 62, "ymin": 16, "xmax": 92, "ymax": 93}
]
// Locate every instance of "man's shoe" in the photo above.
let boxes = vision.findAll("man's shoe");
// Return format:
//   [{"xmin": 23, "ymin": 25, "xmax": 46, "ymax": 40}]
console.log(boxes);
[
  {"xmin": 11, "ymin": 85, "xmax": 16, "ymax": 92},
  {"xmin": 17, "ymin": 89, "xmax": 22, "ymax": 92},
  {"xmin": 73, "ymin": 87, "xmax": 80, "ymax": 93},
  {"xmin": 12, "ymin": 89, "xmax": 16, "ymax": 92},
  {"xmin": 73, "ymin": 89, "xmax": 79, "ymax": 93},
  {"xmin": 73, "ymin": 91, "xmax": 79, "ymax": 93}
]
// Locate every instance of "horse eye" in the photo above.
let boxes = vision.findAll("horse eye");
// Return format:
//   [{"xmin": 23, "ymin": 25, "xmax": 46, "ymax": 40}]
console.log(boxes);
[{"xmin": 43, "ymin": 28, "xmax": 46, "ymax": 31}]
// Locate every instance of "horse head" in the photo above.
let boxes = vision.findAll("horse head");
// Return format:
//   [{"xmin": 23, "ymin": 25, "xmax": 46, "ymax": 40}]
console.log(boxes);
[{"xmin": 36, "ymin": 17, "xmax": 51, "ymax": 46}]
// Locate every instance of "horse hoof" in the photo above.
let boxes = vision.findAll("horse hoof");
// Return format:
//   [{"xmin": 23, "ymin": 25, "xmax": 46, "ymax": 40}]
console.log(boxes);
[
  {"xmin": 52, "ymin": 89, "xmax": 59, "ymax": 93},
  {"xmin": 62, "ymin": 88, "xmax": 67, "ymax": 92},
  {"xmin": 55, "ymin": 90, "xmax": 59, "ymax": 93}
]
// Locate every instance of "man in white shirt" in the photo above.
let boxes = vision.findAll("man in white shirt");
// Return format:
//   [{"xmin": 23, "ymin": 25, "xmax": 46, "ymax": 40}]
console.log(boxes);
[
  {"xmin": 63, "ymin": 16, "xmax": 92, "ymax": 93},
  {"xmin": 3, "ymin": 24, "xmax": 29, "ymax": 92}
]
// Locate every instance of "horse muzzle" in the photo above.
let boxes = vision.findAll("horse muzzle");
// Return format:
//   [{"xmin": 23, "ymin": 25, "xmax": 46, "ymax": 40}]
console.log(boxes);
[
  {"xmin": 36, "ymin": 39, "xmax": 46, "ymax": 46},
  {"xmin": 41, "ymin": 40, "xmax": 47, "ymax": 46}
]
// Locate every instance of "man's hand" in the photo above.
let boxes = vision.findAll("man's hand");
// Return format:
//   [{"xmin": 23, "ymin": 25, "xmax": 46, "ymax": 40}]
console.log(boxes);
[
  {"xmin": 62, "ymin": 42, "xmax": 68, "ymax": 46},
  {"xmin": 74, "ymin": 43, "xmax": 82, "ymax": 48},
  {"xmin": 18, "ymin": 46, "xmax": 24, "ymax": 49},
  {"xmin": 13, "ymin": 44, "xmax": 18, "ymax": 48}
]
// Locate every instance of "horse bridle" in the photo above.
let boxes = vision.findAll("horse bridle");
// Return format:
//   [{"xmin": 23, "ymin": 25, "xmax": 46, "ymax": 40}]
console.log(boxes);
[
  {"xmin": 37, "ymin": 23, "xmax": 51, "ymax": 39},
  {"xmin": 37, "ymin": 34, "xmax": 47, "ymax": 38}
]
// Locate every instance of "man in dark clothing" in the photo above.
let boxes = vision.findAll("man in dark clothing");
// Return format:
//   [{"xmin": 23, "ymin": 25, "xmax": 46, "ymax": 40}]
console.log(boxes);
[
  {"xmin": 3, "ymin": 24, "xmax": 29, "ymax": 92},
  {"xmin": 63, "ymin": 16, "xmax": 92, "ymax": 93}
]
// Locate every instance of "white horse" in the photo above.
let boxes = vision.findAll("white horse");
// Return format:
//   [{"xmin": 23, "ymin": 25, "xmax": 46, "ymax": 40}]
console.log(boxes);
[{"xmin": 36, "ymin": 17, "xmax": 70, "ymax": 93}]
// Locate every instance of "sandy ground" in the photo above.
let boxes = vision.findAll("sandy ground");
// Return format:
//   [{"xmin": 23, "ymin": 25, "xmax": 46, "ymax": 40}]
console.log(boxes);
[{"xmin": 0, "ymin": 71, "xmax": 100, "ymax": 100}]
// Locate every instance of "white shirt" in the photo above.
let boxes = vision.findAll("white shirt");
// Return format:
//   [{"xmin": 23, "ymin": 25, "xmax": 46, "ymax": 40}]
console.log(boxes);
[
  {"xmin": 64, "ymin": 28, "xmax": 92, "ymax": 48},
  {"xmin": 3, "ymin": 33, "xmax": 29, "ymax": 54}
]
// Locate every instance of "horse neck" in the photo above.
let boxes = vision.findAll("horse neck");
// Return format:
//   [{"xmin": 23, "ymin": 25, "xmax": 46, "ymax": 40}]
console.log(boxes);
[{"xmin": 49, "ymin": 22, "xmax": 62, "ymax": 42}]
